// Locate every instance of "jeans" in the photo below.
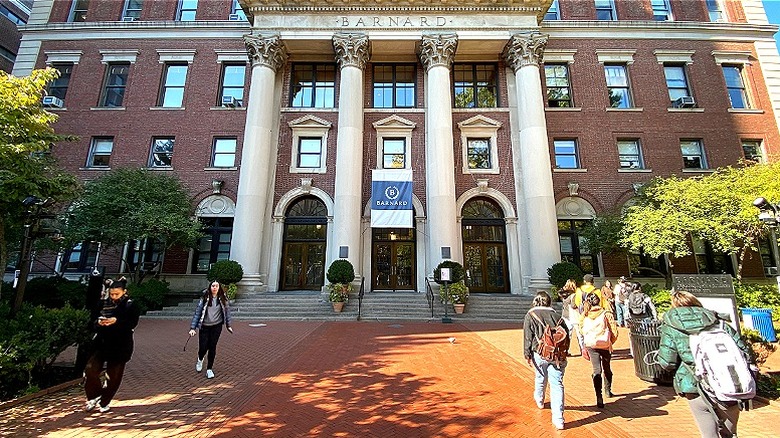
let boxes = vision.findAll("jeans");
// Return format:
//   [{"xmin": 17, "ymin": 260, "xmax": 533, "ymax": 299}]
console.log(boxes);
[
  {"xmin": 615, "ymin": 303, "xmax": 627, "ymax": 327},
  {"xmin": 84, "ymin": 353, "xmax": 126, "ymax": 408},
  {"xmin": 533, "ymin": 352, "xmax": 567, "ymax": 425},
  {"xmin": 198, "ymin": 324, "xmax": 223, "ymax": 370},
  {"xmin": 686, "ymin": 394, "xmax": 739, "ymax": 437}
]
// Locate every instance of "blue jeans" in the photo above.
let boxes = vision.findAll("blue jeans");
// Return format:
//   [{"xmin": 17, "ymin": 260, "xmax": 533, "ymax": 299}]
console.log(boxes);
[
  {"xmin": 533, "ymin": 353, "xmax": 567, "ymax": 425},
  {"xmin": 615, "ymin": 303, "xmax": 627, "ymax": 326}
]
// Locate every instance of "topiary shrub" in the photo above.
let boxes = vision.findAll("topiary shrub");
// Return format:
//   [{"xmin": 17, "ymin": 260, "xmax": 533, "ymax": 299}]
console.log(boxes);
[
  {"xmin": 433, "ymin": 260, "xmax": 465, "ymax": 284},
  {"xmin": 207, "ymin": 260, "xmax": 244, "ymax": 285},
  {"xmin": 19, "ymin": 276, "xmax": 87, "ymax": 309},
  {"xmin": 127, "ymin": 278, "xmax": 169, "ymax": 314},
  {"xmin": 547, "ymin": 262, "xmax": 583, "ymax": 289},
  {"xmin": 327, "ymin": 259, "xmax": 355, "ymax": 285}
]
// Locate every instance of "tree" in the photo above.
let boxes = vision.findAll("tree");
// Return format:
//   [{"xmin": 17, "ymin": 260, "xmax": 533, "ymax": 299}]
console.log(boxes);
[
  {"xmin": 621, "ymin": 162, "xmax": 780, "ymax": 281},
  {"xmin": 0, "ymin": 69, "xmax": 80, "ymax": 287},
  {"xmin": 64, "ymin": 168, "xmax": 204, "ymax": 284}
]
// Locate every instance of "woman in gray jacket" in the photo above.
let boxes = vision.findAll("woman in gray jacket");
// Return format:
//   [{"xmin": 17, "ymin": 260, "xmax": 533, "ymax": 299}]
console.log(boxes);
[{"xmin": 189, "ymin": 280, "xmax": 233, "ymax": 378}]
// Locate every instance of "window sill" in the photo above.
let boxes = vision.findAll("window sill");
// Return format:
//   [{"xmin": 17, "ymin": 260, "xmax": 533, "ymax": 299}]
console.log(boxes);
[
  {"xmin": 618, "ymin": 168, "xmax": 652, "ymax": 173},
  {"xmin": 204, "ymin": 167, "xmax": 238, "ymax": 171},
  {"xmin": 78, "ymin": 167, "xmax": 111, "ymax": 171},
  {"xmin": 553, "ymin": 168, "xmax": 587, "ymax": 173},
  {"xmin": 210, "ymin": 106, "xmax": 246, "ymax": 111},
  {"xmin": 365, "ymin": 108, "xmax": 425, "ymax": 113},
  {"xmin": 545, "ymin": 107, "xmax": 582, "ymax": 112},
  {"xmin": 668, "ymin": 108, "xmax": 704, "ymax": 113},
  {"xmin": 452, "ymin": 108, "xmax": 509, "ymax": 113},
  {"xmin": 463, "ymin": 168, "xmax": 500, "ymax": 175},
  {"xmin": 90, "ymin": 107, "xmax": 126, "ymax": 111},
  {"xmin": 606, "ymin": 107, "xmax": 643, "ymax": 112},
  {"xmin": 150, "ymin": 106, "xmax": 186, "ymax": 111},
  {"xmin": 727, "ymin": 108, "xmax": 764, "ymax": 114},
  {"xmin": 45, "ymin": 107, "xmax": 67, "ymax": 111},
  {"xmin": 144, "ymin": 167, "xmax": 174, "ymax": 171},
  {"xmin": 289, "ymin": 167, "xmax": 327, "ymax": 174},
  {"xmin": 681, "ymin": 168, "xmax": 714, "ymax": 174},
  {"xmin": 282, "ymin": 108, "xmax": 336, "ymax": 112}
]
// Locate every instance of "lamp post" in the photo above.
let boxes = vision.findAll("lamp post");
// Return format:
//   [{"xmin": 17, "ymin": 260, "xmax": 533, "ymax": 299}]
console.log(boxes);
[
  {"xmin": 11, "ymin": 196, "xmax": 56, "ymax": 315},
  {"xmin": 753, "ymin": 197, "xmax": 780, "ymax": 279}
]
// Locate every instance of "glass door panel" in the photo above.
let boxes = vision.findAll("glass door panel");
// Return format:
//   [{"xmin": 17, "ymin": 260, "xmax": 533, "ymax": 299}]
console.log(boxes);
[{"xmin": 394, "ymin": 243, "xmax": 414, "ymax": 289}]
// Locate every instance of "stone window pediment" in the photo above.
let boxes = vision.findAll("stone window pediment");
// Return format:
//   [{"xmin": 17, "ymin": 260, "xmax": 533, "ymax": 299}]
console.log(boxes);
[
  {"xmin": 372, "ymin": 114, "xmax": 417, "ymax": 130},
  {"xmin": 457, "ymin": 114, "xmax": 502, "ymax": 130},
  {"xmin": 458, "ymin": 115, "xmax": 502, "ymax": 175},
  {"xmin": 196, "ymin": 194, "xmax": 236, "ymax": 217},
  {"xmin": 289, "ymin": 115, "xmax": 331, "ymax": 174}
]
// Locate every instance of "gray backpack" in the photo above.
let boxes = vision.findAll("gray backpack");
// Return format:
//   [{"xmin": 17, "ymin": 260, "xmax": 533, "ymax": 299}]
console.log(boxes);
[{"xmin": 628, "ymin": 293, "xmax": 650, "ymax": 318}]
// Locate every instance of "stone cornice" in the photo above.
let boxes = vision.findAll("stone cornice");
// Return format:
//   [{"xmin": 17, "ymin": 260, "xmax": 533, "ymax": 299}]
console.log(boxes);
[
  {"xmin": 504, "ymin": 31, "xmax": 548, "ymax": 70},
  {"xmin": 332, "ymin": 33, "xmax": 370, "ymax": 69},
  {"xmin": 419, "ymin": 33, "xmax": 457, "ymax": 70},
  {"xmin": 243, "ymin": 32, "xmax": 287, "ymax": 70}
]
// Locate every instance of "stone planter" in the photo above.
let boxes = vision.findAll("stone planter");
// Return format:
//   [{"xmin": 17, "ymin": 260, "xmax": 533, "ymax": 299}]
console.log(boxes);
[{"xmin": 332, "ymin": 302, "xmax": 345, "ymax": 312}]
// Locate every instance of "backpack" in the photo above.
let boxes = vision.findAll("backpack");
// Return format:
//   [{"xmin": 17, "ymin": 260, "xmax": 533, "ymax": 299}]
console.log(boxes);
[
  {"xmin": 617, "ymin": 284, "xmax": 630, "ymax": 302},
  {"xmin": 628, "ymin": 292, "xmax": 650, "ymax": 318},
  {"xmin": 530, "ymin": 312, "xmax": 570, "ymax": 366},
  {"xmin": 581, "ymin": 311, "xmax": 612, "ymax": 349},
  {"xmin": 688, "ymin": 321, "xmax": 756, "ymax": 402}
]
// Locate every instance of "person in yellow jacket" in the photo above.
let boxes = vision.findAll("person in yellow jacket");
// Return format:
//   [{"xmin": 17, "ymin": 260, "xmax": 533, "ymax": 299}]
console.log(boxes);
[{"xmin": 573, "ymin": 274, "xmax": 607, "ymax": 311}]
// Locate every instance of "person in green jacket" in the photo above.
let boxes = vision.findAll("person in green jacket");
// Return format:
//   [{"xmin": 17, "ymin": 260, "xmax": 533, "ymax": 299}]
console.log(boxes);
[{"xmin": 656, "ymin": 290, "xmax": 751, "ymax": 438}]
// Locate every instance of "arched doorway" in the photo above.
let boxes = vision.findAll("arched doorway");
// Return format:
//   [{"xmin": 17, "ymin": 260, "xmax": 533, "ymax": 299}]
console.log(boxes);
[
  {"xmin": 462, "ymin": 197, "xmax": 509, "ymax": 293},
  {"xmin": 281, "ymin": 196, "xmax": 327, "ymax": 290}
]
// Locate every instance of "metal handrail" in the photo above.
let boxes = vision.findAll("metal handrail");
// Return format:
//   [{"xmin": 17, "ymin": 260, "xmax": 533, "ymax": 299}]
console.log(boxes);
[
  {"xmin": 425, "ymin": 277, "xmax": 434, "ymax": 318},
  {"xmin": 357, "ymin": 277, "xmax": 365, "ymax": 321}
]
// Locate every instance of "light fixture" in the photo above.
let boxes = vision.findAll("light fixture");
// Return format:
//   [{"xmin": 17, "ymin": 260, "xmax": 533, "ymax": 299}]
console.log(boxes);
[
  {"xmin": 754, "ymin": 197, "xmax": 779, "ymax": 227},
  {"xmin": 390, "ymin": 231, "xmax": 397, "ymax": 241}
]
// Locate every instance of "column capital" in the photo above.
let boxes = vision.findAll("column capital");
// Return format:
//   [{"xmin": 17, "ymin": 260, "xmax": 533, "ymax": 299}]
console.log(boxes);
[
  {"xmin": 504, "ymin": 31, "xmax": 548, "ymax": 71},
  {"xmin": 332, "ymin": 33, "xmax": 370, "ymax": 70},
  {"xmin": 243, "ymin": 32, "xmax": 287, "ymax": 71},
  {"xmin": 419, "ymin": 33, "xmax": 458, "ymax": 71}
]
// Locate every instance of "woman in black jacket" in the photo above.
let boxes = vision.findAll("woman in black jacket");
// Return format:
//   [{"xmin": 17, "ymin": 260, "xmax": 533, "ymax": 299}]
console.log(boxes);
[
  {"xmin": 189, "ymin": 280, "xmax": 233, "ymax": 379},
  {"xmin": 84, "ymin": 278, "xmax": 140, "ymax": 413}
]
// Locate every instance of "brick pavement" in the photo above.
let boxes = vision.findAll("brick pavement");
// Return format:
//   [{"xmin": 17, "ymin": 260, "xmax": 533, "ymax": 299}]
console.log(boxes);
[{"xmin": 1, "ymin": 319, "xmax": 777, "ymax": 437}]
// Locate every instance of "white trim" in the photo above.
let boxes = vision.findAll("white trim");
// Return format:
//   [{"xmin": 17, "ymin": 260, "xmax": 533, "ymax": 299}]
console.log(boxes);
[
  {"xmin": 195, "ymin": 195, "xmax": 236, "ymax": 218},
  {"xmin": 44, "ymin": 50, "xmax": 82, "ymax": 64},
  {"xmin": 215, "ymin": 49, "xmax": 248, "ymax": 63},
  {"xmin": 457, "ymin": 114, "xmax": 502, "ymax": 175},
  {"xmin": 654, "ymin": 49, "xmax": 695, "ymax": 64},
  {"xmin": 543, "ymin": 49, "xmax": 577, "ymax": 64},
  {"xmin": 595, "ymin": 49, "xmax": 636, "ymax": 64},
  {"xmin": 288, "ymin": 115, "xmax": 331, "ymax": 174},
  {"xmin": 712, "ymin": 50, "xmax": 753, "ymax": 65},
  {"xmin": 99, "ymin": 49, "xmax": 139, "ymax": 64},
  {"xmin": 157, "ymin": 49, "xmax": 197, "ymax": 64},
  {"xmin": 373, "ymin": 114, "xmax": 417, "ymax": 170},
  {"xmin": 555, "ymin": 196, "xmax": 597, "ymax": 219}
]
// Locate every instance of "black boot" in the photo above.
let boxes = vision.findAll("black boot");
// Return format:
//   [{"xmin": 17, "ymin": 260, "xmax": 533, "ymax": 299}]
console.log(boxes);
[
  {"xmin": 605, "ymin": 371, "xmax": 614, "ymax": 398},
  {"xmin": 593, "ymin": 375, "xmax": 604, "ymax": 408}
]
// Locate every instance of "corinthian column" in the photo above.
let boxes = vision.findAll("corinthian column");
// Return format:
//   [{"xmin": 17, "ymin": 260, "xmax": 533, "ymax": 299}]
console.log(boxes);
[
  {"xmin": 504, "ymin": 31, "xmax": 560, "ymax": 290},
  {"xmin": 419, "ymin": 33, "xmax": 460, "ymax": 270},
  {"xmin": 330, "ymin": 33, "xmax": 369, "ymax": 271},
  {"xmin": 230, "ymin": 33, "xmax": 287, "ymax": 286}
]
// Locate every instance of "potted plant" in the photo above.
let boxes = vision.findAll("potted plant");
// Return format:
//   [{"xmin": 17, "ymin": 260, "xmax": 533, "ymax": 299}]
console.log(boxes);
[
  {"xmin": 207, "ymin": 260, "xmax": 244, "ymax": 303},
  {"xmin": 447, "ymin": 281, "xmax": 469, "ymax": 314},
  {"xmin": 433, "ymin": 260, "xmax": 466, "ymax": 312},
  {"xmin": 326, "ymin": 259, "xmax": 354, "ymax": 312}
]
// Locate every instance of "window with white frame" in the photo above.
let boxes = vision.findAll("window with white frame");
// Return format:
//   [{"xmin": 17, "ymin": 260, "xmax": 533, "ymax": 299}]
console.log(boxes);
[
  {"xmin": 47, "ymin": 63, "xmax": 73, "ymax": 101},
  {"xmin": 99, "ymin": 63, "xmax": 130, "ymax": 107},
  {"xmin": 545, "ymin": 64, "xmax": 573, "ymax": 107},
  {"xmin": 457, "ymin": 115, "xmax": 501, "ymax": 174},
  {"xmin": 651, "ymin": 0, "xmax": 672, "ymax": 21},
  {"xmin": 681, "ymin": 139, "xmax": 706, "ymax": 169},
  {"xmin": 87, "ymin": 137, "xmax": 113, "ymax": 168},
  {"xmin": 706, "ymin": 0, "xmax": 726, "ymax": 22},
  {"xmin": 741, "ymin": 140, "xmax": 764, "ymax": 163},
  {"xmin": 149, "ymin": 137, "xmax": 174, "ymax": 168},
  {"xmin": 617, "ymin": 139, "xmax": 643, "ymax": 169},
  {"xmin": 298, "ymin": 138, "xmax": 323, "ymax": 168},
  {"xmin": 595, "ymin": 0, "xmax": 616, "ymax": 20},
  {"xmin": 122, "ymin": 0, "xmax": 142, "ymax": 20},
  {"xmin": 289, "ymin": 115, "xmax": 331, "ymax": 173},
  {"xmin": 220, "ymin": 63, "xmax": 245, "ymax": 106},
  {"xmin": 466, "ymin": 139, "xmax": 491, "ymax": 170},
  {"xmin": 158, "ymin": 63, "xmax": 188, "ymax": 107},
  {"xmin": 544, "ymin": 0, "xmax": 560, "ymax": 20},
  {"xmin": 554, "ymin": 139, "xmax": 579, "ymax": 169},
  {"xmin": 604, "ymin": 64, "xmax": 632, "ymax": 108},
  {"xmin": 176, "ymin": 0, "xmax": 197, "ymax": 21},
  {"xmin": 382, "ymin": 139, "xmax": 407, "ymax": 169},
  {"xmin": 68, "ymin": 0, "xmax": 89, "ymax": 22},
  {"xmin": 722, "ymin": 65, "xmax": 750, "ymax": 109},
  {"xmin": 663, "ymin": 64, "xmax": 691, "ymax": 105},
  {"xmin": 212, "ymin": 137, "xmax": 237, "ymax": 168}
]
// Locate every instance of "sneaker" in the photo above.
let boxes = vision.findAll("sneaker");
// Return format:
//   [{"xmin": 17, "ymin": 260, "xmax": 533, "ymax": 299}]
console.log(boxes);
[
  {"xmin": 196, "ymin": 358, "xmax": 203, "ymax": 372},
  {"xmin": 206, "ymin": 369, "xmax": 215, "ymax": 379},
  {"xmin": 99, "ymin": 405, "xmax": 110, "ymax": 413},
  {"xmin": 535, "ymin": 399, "xmax": 544, "ymax": 409},
  {"xmin": 85, "ymin": 397, "xmax": 100, "ymax": 412},
  {"xmin": 553, "ymin": 421, "xmax": 564, "ymax": 430}
]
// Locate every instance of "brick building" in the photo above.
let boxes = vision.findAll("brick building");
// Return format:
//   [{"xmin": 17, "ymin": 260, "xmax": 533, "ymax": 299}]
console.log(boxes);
[
  {"xmin": 0, "ymin": 0, "xmax": 31, "ymax": 72},
  {"xmin": 10, "ymin": 0, "xmax": 780, "ymax": 294}
]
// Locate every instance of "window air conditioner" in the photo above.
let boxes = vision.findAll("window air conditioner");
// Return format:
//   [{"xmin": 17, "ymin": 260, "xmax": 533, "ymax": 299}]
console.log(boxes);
[
  {"xmin": 673, "ymin": 96, "xmax": 696, "ymax": 108},
  {"xmin": 42, "ymin": 96, "xmax": 64, "ymax": 108},
  {"xmin": 122, "ymin": 16, "xmax": 136, "ymax": 22},
  {"xmin": 221, "ymin": 96, "xmax": 237, "ymax": 107},
  {"xmin": 228, "ymin": 13, "xmax": 241, "ymax": 21},
  {"xmin": 765, "ymin": 266, "xmax": 778, "ymax": 276}
]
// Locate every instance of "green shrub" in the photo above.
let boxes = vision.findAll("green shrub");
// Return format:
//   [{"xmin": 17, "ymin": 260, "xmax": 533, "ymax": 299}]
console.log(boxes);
[
  {"xmin": 642, "ymin": 284, "xmax": 672, "ymax": 315},
  {"xmin": 546, "ymin": 262, "xmax": 583, "ymax": 289},
  {"xmin": 327, "ymin": 259, "xmax": 355, "ymax": 285},
  {"xmin": 16, "ymin": 276, "xmax": 86, "ymax": 309},
  {"xmin": 735, "ymin": 283, "xmax": 780, "ymax": 321},
  {"xmin": 0, "ymin": 303, "xmax": 90, "ymax": 400},
  {"xmin": 207, "ymin": 260, "xmax": 244, "ymax": 285},
  {"xmin": 225, "ymin": 283, "xmax": 238, "ymax": 301},
  {"xmin": 433, "ymin": 260, "xmax": 465, "ymax": 284},
  {"xmin": 440, "ymin": 280, "xmax": 469, "ymax": 304},
  {"xmin": 757, "ymin": 373, "xmax": 780, "ymax": 399},
  {"xmin": 127, "ymin": 278, "xmax": 169, "ymax": 314}
]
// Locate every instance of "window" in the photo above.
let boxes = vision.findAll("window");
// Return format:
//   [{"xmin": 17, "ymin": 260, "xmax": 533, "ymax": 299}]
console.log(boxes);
[
  {"xmin": 681, "ymin": 139, "xmax": 706, "ymax": 169},
  {"xmin": 47, "ymin": 63, "xmax": 73, "ymax": 100},
  {"xmin": 298, "ymin": 138, "xmax": 323, "ymax": 168},
  {"xmin": 158, "ymin": 63, "xmax": 188, "ymax": 107},
  {"xmin": 122, "ymin": 0, "xmax": 142, "ymax": 20},
  {"xmin": 651, "ymin": 0, "xmax": 672, "ymax": 21},
  {"xmin": 595, "ymin": 0, "xmax": 616, "ymax": 20},
  {"xmin": 290, "ymin": 64, "xmax": 336, "ymax": 108},
  {"xmin": 604, "ymin": 64, "xmax": 632, "ymax": 108},
  {"xmin": 176, "ymin": 0, "xmax": 197, "ymax": 21},
  {"xmin": 373, "ymin": 64, "xmax": 416, "ymax": 108},
  {"xmin": 212, "ymin": 137, "xmax": 237, "ymax": 167},
  {"xmin": 99, "ymin": 63, "xmax": 130, "ymax": 107},
  {"xmin": 453, "ymin": 64, "xmax": 497, "ymax": 108},
  {"xmin": 617, "ymin": 139, "xmax": 643, "ymax": 169},
  {"xmin": 193, "ymin": 218, "xmax": 233, "ymax": 273},
  {"xmin": 663, "ymin": 64, "xmax": 691, "ymax": 104},
  {"xmin": 722, "ymin": 65, "xmax": 749, "ymax": 109},
  {"xmin": 759, "ymin": 238, "xmax": 777, "ymax": 276},
  {"xmin": 554, "ymin": 139, "xmax": 579, "ymax": 169},
  {"xmin": 706, "ymin": 0, "xmax": 725, "ymax": 22},
  {"xmin": 87, "ymin": 137, "xmax": 113, "ymax": 167},
  {"xmin": 126, "ymin": 238, "xmax": 164, "ymax": 273},
  {"xmin": 62, "ymin": 242, "xmax": 99, "ymax": 272},
  {"xmin": 220, "ymin": 63, "xmax": 245, "ymax": 106},
  {"xmin": 544, "ymin": 0, "xmax": 560, "ymax": 20},
  {"xmin": 149, "ymin": 137, "xmax": 174, "ymax": 168},
  {"xmin": 382, "ymin": 138, "xmax": 406, "ymax": 169},
  {"xmin": 68, "ymin": 0, "xmax": 89, "ymax": 22},
  {"xmin": 558, "ymin": 219, "xmax": 599, "ymax": 276},
  {"xmin": 628, "ymin": 250, "xmax": 667, "ymax": 277},
  {"xmin": 466, "ymin": 138, "xmax": 491, "ymax": 170},
  {"xmin": 693, "ymin": 237, "xmax": 733, "ymax": 275},
  {"xmin": 0, "ymin": 5, "xmax": 25, "ymax": 25},
  {"xmin": 544, "ymin": 64, "xmax": 572, "ymax": 107},
  {"xmin": 230, "ymin": 0, "xmax": 247, "ymax": 20},
  {"xmin": 742, "ymin": 140, "xmax": 763, "ymax": 163}
]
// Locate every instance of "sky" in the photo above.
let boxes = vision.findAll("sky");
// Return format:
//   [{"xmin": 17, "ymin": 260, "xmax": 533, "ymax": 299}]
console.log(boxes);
[{"xmin": 765, "ymin": 0, "xmax": 780, "ymax": 53}]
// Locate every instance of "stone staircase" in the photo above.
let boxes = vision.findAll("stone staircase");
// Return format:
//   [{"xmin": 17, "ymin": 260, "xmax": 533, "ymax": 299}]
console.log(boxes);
[{"xmin": 145, "ymin": 290, "xmax": 536, "ymax": 322}]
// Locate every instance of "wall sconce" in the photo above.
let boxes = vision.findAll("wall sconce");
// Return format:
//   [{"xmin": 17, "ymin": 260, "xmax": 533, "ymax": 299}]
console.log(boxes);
[
  {"xmin": 390, "ymin": 231, "xmax": 397, "ymax": 241},
  {"xmin": 211, "ymin": 179, "xmax": 224, "ymax": 194}
]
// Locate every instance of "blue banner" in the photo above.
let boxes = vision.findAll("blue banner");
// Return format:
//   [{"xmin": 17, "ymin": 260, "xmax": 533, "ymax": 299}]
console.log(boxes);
[{"xmin": 371, "ymin": 169, "xmax": 413, "ymax": 228}]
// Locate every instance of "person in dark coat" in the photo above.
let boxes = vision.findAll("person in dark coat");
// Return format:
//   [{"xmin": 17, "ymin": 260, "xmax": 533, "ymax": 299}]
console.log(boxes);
[
  {"xmin": 84, "ymin": 278, "xmax": 140, "ymax": 413},
  {"xmin": 189, "ymin": 280, "xmax": 233, "ymax": 379}
]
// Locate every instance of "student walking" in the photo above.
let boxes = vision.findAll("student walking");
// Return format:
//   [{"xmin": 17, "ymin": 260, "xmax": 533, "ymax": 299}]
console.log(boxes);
[
  {"xmin": 626, "ymin": 282, "xmax": 658, "ymax": 322},
  {"xmin": 189, "ymin": 280, "xmax": 233, "ymax": 379},
  {"xmin": 84, "ymin": 278, "xmax": 140, "ymax": 413},
  {"xmin": 578, "ymin": 292, "xmax": 618, "ymax": 408},
  {"xmin": 524, "ymin": 291, "xmax": 569, "ymax": 430},
  {"xmin": 613, "ymin": 276, "xmax": 628, "ymax": 327},
  {"xmin": 601, "ymin": 279, "xmax": 615, "ymax": 315},
  {"xmin": 657, "ymin": 290, "xmax": 753, "ymax": 438}
]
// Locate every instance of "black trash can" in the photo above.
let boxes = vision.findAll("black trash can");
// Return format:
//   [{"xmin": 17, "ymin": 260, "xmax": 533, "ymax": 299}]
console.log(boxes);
[{"xmin": 627, "ymin": 319, "xmax": 674, "ymax": 386}]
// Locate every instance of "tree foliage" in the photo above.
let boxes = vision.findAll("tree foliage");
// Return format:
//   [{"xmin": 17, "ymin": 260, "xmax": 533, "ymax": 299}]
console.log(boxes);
[{"xmin": 0, "ymin": 69, "xmax": 80, "ymax": 276}]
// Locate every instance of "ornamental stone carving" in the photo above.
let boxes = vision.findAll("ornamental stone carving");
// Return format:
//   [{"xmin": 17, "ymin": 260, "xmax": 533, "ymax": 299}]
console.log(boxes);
[
  {"xmin": 332, "ymin": 33, "xmax": 370, "ymax": 70},
  {"xmin": 419, "ymin": 33, "xmax": 458, "ymax": 71},
  {"xmin": 503, "ymin": 31, "xmax": 548, "ymax": 71},
  {"xmin": 243, "ymin": 32, "xmax": 287, "ymax": 71}
]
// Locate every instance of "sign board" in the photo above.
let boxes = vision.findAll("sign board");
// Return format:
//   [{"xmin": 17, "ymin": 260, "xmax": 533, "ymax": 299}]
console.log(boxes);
[
  {"xmin": 440, "ymin": 267, "xmax": 451, "ymax": 282},
  {"xmin": 672, "ymin": 274, "xmax": 739, "ymax": 331}
]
